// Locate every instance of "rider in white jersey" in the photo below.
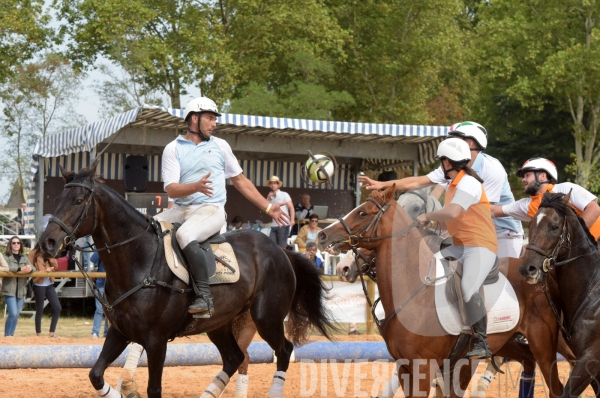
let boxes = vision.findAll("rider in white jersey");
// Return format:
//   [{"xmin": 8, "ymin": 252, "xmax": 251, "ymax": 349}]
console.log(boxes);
[
  {"xmin": 155, "ymin": 97, "xmax": 289, "ymax": 317},
  {"xmin": 360, "ymin": 121, "xmax": 524, "ymax": 258}
]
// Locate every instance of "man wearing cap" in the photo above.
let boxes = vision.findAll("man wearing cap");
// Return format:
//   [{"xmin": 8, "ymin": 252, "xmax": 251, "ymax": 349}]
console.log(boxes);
[
  {"xmin": 360, "ymin": 121, "xmax": 524, "ymax": 258},
  {"xmin": 266, "ymin": 176, "xmax": 295, "ymax": 249},
  {"xmin": 155, "ymin": 97, "xmax": 290, "ymax": 318},
  {"xmin": 491, "ymin": 157, "xmax": 600, "ymax": 240}
]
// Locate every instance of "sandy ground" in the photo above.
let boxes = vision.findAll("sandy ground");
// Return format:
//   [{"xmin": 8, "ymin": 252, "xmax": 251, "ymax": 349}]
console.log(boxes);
[{"xmin": 0, "ymin": 335, "xmax": 591, "ymax": 398}]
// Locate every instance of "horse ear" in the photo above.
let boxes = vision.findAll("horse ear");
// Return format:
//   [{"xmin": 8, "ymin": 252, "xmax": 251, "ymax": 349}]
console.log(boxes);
[
  {"xmin": 384, "ymin": 184, "xmax": 396, "ymax": 202},
  {"xmin": 59, "ymin": 164, "xmax": 75, "ymax": 183},
  {"xmin": 563, "ymin": 189, "xmax": 572, "ymax": 204}
]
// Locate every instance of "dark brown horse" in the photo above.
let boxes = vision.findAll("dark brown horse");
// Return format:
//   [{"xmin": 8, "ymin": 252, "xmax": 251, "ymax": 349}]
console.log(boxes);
[
  {"xmin": 520, "ymin": 192, "xmax": 600, "ymax": 398},
  {"xmin": 318, "ymin": 185, "xmax": 571, "ymax": 398},
  {"xmin": 40, "ymin": 165, "xmax": 336, "ymax": 398}
]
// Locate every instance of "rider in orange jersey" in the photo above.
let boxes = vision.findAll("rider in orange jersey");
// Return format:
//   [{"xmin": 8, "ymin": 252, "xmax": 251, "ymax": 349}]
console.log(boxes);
[{"xmin": 491, "ymin": 158, "xmax": 600, "ymax": 241}]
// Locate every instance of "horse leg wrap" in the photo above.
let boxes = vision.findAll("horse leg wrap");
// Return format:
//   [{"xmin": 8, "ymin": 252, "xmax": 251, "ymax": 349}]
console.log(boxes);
[
  {"xmin": 96, "ymin": 382, "xmax": 125, "ymax": 398},
  {"xmin": 200, "ymin": 371, "xmax": 230, "ymax": 398},
  {"xmin": 472, "ymin": 359, "xmax": 500, "ymax": 398},
  {"xmin": 378, "ymin": 363, "xmax": 399, "ymax": 397},
  {"xmin": 267, "ymin": 371, "xmax": 286, "ymax": 398},
  {"xmin": 518, "ymin": 371, "xmax": 536, "ymax": 398},
  {"xmin": 116, "ymin": 343, "xmax": 144, "ymax": 392},
  {"xmin": 234, "ymin": 374, "xmax": 249, "ymax": 398}
]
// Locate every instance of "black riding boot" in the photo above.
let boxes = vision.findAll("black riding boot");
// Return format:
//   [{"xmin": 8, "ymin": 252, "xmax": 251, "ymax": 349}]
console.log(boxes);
[
  {"xmin": 183, "ymin": 242, "xmax": 214, "ymax": 317},
  {"xmin": 464, "ymin": 293, "xmax": 491, "ymax": 359}
]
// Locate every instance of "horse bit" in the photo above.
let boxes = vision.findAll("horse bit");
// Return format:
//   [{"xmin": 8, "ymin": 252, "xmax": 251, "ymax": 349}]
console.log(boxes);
[
  {"xmin": 336, "ymin": 195, "xmax": 445, "ymax": 329},
  {"xmin": 525, "ymin": 209, "xmax": 599, "ymax": 339},
  {"xmin": 47, "ymin": 180, "xmax": 188, "ymax": 315}
]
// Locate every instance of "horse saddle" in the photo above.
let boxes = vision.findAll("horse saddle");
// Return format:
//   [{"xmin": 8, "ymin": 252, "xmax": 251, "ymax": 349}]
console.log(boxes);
[
  {"xmin": 159, "ymin": 221, "xmax": 241, "ymax": 285},
  {"xmin": 430, "ymin": 243, "xmax": 520, "ymax": 336}
]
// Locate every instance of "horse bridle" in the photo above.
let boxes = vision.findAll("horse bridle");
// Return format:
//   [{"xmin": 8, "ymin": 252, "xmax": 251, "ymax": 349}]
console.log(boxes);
[
  {"xmin": 49, "ymin": 180, "xmax": 151, "ymax": 254},
  {"xmin": 46, "ymin": 180, "xmax": 181, "ymax": 317},
  {"xmin": 525, "ymin": 207, "xmax": 599, "ymax": 339},
  {"xmin": 335, "ymin": 196, "xmax": 425, "ymax": 328},
  {"xmin": 48, "ymin": 181, "xmax": 98, "ymax": 250},
  {"xmin": 525, "ymin": 210, "xmax": 595, "ymax": 272}
]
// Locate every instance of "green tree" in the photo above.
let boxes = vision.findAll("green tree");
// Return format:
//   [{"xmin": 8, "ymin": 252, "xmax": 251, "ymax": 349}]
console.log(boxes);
[
  {"xmin": 55, "ymin": 0, "xmax": 221, "ymax": 108},
  {"xmin": 475, "ymin": 0, "xmax": 600, "ymax": 188},
  {"xmin": 228, "ymin": 51, "xmax": 354, "ymax": 119},
  {"xmin": 0, "ymin": 0, "xmax": 52, "ymax": 83},
  {"xmin": 0, "ymin": 54, "xmax": 85, "ymax": 203},
  {"xmin": 326, "ymin": 0, "xmax": 472, "ymax": 124}
]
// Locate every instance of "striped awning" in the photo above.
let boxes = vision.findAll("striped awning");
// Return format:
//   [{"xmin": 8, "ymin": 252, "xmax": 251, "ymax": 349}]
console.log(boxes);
[
  {"xmin": 25, "ymin": 106, "xmax": 448, "ymax": 233},
  {"xmin": 32, "ymin": 105, "xmax": 448, "ymax": 158}
]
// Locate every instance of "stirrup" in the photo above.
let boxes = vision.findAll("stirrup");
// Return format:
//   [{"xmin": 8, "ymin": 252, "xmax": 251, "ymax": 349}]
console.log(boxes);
[
  {"xmin": 466, "ymin": 342, "xmax": 491, "ymax": 359},
  {"xmin": 189, "ymin": 295, "xmax": 214, "ymax": 317}
]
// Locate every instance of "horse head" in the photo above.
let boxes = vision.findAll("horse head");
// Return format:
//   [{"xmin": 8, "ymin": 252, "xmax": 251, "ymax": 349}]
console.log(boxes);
[
  {"xmin": 520, "ymin": 191, "xmax": 597, "ymax": 284},
  {"xmin": 397, "ymin": 187, "xmax": 441, "ymax": 221},
  {"xmin": 40, "ymin": 162, "xmax": 102, "ymax": 258},
  {"xmin": 318, "ymin": 184, "xmax": 406, "ymax": 253}
]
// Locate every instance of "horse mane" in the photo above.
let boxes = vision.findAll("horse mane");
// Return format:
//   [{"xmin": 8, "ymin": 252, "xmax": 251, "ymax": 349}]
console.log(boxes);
[{"xmin": 539, "ymin": 192, "xmax": 598, "ymax": 247}]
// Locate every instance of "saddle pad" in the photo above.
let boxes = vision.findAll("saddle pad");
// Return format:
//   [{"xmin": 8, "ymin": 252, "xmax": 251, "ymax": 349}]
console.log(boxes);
[
  {"xmin": 161, "ymin": 222, "xmax": 240, "ymax": 285},
  {"xmin": 433, "ymin": 257, "xmax": 520, "ymax": 336}
]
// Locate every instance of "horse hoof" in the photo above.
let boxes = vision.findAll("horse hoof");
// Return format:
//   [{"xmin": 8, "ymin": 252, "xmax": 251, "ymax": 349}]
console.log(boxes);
[{"xmin": 126, "ymin": 392, "xmax": 142, "ymax": 398}]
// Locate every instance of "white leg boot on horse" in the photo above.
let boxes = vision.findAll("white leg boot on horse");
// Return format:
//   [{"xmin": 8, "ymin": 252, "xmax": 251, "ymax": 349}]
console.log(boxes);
[
  {"xmin": 184, "ymin": 242, "xmax": 214, "ymax": 317},
  {"xmin": 116, "ymin": 343, "xmax": 144, "ymax": 398},
  {"xmin": 267, "ymin": 371, "xmax": 286, "ymax": 398},
  {"xmin": 235, "ymin": 374, "xmax": 249, "ymax": 398},
  {"xmin": 96, "ymin": 381, "xmax": 126, "ymax": 398},
  {"xmin": 377, "ymin": 362, "xmax": 399, "ymax": 397},
  {"xmin": 200, "ymin": 371, "xmax": 231, "ymax": 398}
]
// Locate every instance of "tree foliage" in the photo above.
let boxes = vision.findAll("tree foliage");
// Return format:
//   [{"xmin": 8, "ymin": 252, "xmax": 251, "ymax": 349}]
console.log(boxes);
[
  {"xmin": 0, "ymin": 0, "xmax": 52, "ymax": 83},
  {"xmin": 0, "ymin": 54, "xmax": 85, "ymax": 202},
  {"xmin": 326, "ymin": 0, "xmax": 472, "ymax": 124},
  {"xmin": 475, "ymin": 0, "xmax": 600, "ymax": 189}
]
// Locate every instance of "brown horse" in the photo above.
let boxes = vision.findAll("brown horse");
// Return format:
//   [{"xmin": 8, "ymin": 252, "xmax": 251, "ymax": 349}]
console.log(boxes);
[
  {"xmin": 520, "ymin": 192, "xmax": 600, "ymax": 398},
  {"xmin": 318, "ymin": 185, "xmax": 570, "ymax": 398}
]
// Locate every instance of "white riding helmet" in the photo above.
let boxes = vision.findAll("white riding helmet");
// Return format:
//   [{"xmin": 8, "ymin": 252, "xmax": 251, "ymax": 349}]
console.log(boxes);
[
  {"xmin": 516, "ymin": 158, "xmax": 558, "ymax": 182},
  {"xmin": 183, "ymin": 97, "xmax": 221, "ymax": 121},
  {"xmin": 436, "ymin": 138, "xmax": 472, "ymax": 162},
  {"xmin": 448, "ymin": 121, "xmax": 488, "ymax": 149}
]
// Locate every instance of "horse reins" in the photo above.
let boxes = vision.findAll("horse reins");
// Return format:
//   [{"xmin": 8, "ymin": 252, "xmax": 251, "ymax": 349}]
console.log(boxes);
[
  {"xmin": 337, "ymin": 195, "xmax": 446, "ymax": 329},
  {"xmin": 48, "ymin": 180, "xmax": 191, "ymax": 319},
  {"xmin": 525, "ymin": 208, "xmax": 599, "ymax": 340}
]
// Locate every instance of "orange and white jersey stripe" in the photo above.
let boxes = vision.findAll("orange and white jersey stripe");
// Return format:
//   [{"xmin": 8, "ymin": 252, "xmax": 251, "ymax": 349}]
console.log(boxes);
[
  {"xmin": 501, "ymin": 182, "xmax": 600, "ymax": 240},
  {"xmin": 445, "ymin": 171, "xmax": 498, "ymax": 254}
]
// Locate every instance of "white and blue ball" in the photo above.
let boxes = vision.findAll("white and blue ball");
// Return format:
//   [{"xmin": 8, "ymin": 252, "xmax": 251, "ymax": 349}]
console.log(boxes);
[{"xmin": 305, "ymin": 153, "xmax": 335, "ymax": 183}]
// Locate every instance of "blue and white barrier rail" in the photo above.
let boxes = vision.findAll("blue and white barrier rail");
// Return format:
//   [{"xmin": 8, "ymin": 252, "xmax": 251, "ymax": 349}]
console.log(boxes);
[
  {"xmin": 0, "ymin": 342, "xmax": 394, "ymax": 369},
  {"xmin": 0, "ymin": 342, "xmax": 566, "ymax": 369}
]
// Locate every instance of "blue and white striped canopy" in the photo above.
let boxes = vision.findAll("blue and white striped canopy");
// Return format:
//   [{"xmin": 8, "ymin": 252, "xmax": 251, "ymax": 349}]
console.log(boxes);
[{"xmin": 25, "ymin": 105, "xmax": 448, "ymax": 233}]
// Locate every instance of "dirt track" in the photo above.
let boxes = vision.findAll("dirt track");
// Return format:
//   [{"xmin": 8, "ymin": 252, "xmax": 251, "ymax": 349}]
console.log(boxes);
[{"xmin": 0, "ymin": 335, "xmax": 591, "ymax": 397}]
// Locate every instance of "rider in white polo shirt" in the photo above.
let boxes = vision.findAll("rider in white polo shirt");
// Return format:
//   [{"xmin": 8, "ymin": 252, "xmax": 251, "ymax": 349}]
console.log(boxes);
[
  {"xmin": 491, "ymin": 157, "xmax": 600, "ymax": 241},
  {"xmin": 360, "ymin": 121, "xmax": 524, "ymax": 258},
  {"xmin": 155, "ymin": 97, "xmax": 289, "ymax": 317}
]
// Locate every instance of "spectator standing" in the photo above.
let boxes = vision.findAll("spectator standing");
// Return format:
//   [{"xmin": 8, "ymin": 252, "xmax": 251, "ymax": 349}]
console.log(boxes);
[
  {"xmin": 302, "ymin": 242, "xmax": 324, "ymax": 273},
  {"xmin": 29, "ymin": 246, "xmax": 61, "ymax": 337},
  {"xmin": 91, "ymin": 251, "xmax": 109, "ymax": 338},
  {"xmin": 296, "ymin": 214, "xmax": 322, "ymax": 252},
  {"xmin": 266, "ymin": 176, "xmax": 295, "ymax": 248},
  {"xmin": 2, "ymin": 236, "xmax": 35, "ymax": 336}
]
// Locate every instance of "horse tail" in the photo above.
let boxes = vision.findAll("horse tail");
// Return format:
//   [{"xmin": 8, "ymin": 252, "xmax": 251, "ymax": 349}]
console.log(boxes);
[{"xmin": 284, "ymin": 250, "xmax": 339, "ymax": 345}]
